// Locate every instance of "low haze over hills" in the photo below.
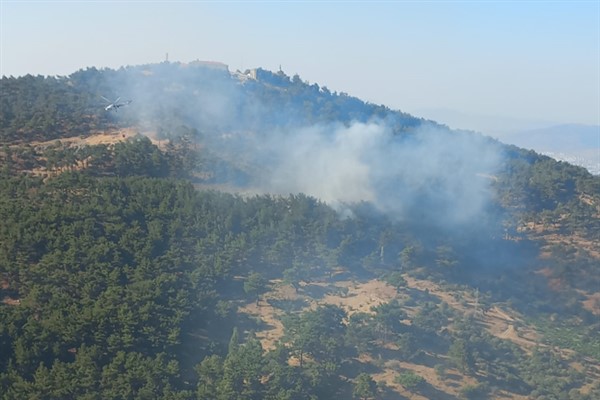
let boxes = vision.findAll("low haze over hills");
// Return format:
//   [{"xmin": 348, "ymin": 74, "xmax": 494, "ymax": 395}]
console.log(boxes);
[
  {"xmin": 0, "ymin": 62, "xmax": 599, "ymax": 399},
  {"xmin": 416, "ymin": 108, "xmax": 599, "ymax": 176},
  {"xmin": 505, "ymin": 124, "xmax": 599, "ymax": 175}
]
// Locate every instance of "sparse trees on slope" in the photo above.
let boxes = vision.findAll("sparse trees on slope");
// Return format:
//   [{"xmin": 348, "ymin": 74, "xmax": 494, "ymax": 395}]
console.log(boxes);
[
  {"xmin": 283, "ymin": 305, "xmax": 347, "ymax": 368},
  {"xmin": 244, "ymin": 272, "xmax": 267, "ymax": 306},
  {"xmin": 353, "ymin": 373, "xmax": 377, "ymax": 399}
]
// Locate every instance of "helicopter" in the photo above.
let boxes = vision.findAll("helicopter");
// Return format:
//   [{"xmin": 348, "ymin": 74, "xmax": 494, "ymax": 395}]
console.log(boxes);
[{"xmin": 101, "ymin": 96, "xmax": 132, "ymax": 111}]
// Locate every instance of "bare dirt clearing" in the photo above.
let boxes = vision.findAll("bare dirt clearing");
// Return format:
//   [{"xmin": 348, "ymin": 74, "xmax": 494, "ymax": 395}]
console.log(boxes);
[
  {"xmin": 320, "ymin": 279, "xmax": 398, "ymax": 315},
  {"xmin": 1, "ymin": 297, "xmax": 20, "ymax": 306},
  {"xmin": 238, "ymin": 280, "xmax": 294, "ymax": 351},
  {"xmin": 580, "ymin": 291, "xmax": 600, "ymax": 316},
  {"xmin": 16, "ymin": 129, "xmax": 166, "ymax": 177},
  {"xmin": 26, "ymin": 128, "xmax": 161, "ymax": 149},
  {"xmin": 520, "ymin": 220, "xmax": 600, "ymax": 260},
  {"xmin": 238, "ymin": 279, "xmax": 399, "ymax": 351}
]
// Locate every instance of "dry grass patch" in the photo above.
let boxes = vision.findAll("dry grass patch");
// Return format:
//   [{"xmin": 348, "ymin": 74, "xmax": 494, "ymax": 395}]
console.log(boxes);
[
  {"xmin": 404, "ymin": 275, "xmax": 542, "ymax": 352},
  {"xmin": 320, "ymin": 279, "xmax": 398, "ymax": 316},
  {"xmin": 580, "ymin": 291, "xmax": 600, "ymax": 316},
  {"xmin": 1, "ymin": 297, "xmax": 20, "ymax": 306},
  {"xmin": 238, "ymin": 278, "xmax": 399, "ymax": 350},
  {"xmin": 28, "ymin": 128, "xmax": 162, "ymax": 148},
  {"xmin": 237, "ymin": 281, "xmax": 296, "ymax": 350}
]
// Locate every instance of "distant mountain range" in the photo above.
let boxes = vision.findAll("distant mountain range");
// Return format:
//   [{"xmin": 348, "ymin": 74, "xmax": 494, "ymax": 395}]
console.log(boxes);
[
  {"xmin": 502, "ymin": 124, "xmax": 599, "ymax": 175},
  {"xmin": 415, "ymin": 108, "xmax": 599, "ymax": 175}
]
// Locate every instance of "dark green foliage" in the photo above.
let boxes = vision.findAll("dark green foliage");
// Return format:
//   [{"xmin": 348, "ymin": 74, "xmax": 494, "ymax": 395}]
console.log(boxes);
[
  {"xmin": 345, "ymin": 312, "xmax": 377, "ymax": 354},
  {"xmin": 2, "ymin": 62, "xmax": 599, "ymax": 399},
  {"xmin": 218, "ymin": 337, "xmax": 265, "ymax": 400},
  {"xmin": 1, "ymin": 63, "xmax": 423, "ymax": 144},
  {"xmin": 0, "ymin": 167, "xmax": 411, "ymax": 398},
  {"xmin": 282, "ymin": 265, "xmax": 309, "ymax": 293},
  {"xmin": 0, "ymin": 141, "xmax": 595, "ymax": 398},
  {"xmin": 283, "ymin": 305, "xmax": 347, "ymax": 368},
  {"xmin": 399, "ymin": 245, "xmax": 417, "ymax": 270},
  {"xmin": 383, "ymin": 270, "xmax": 406, "ymax": 290},
  {"xmin": 534, "ymin": 317, "xmax": 600, "ymax": 361},
  {"xmin": 495, "ymin": 148, "xmax": 599, "ymax": 234},
  {"xmin": 371, "ymin": 299, "xmax": 407, "ymax": 341},
  {"xmin": 0, "ymin": 174, "xmax": 221, "ymax": 396},
  {"xmin": 412, "ymin": 301, "xmax": 453, "ymax": 334},
  {"xmin": 460, "ymin": 382, "xmax": 489, "ymax": 400},
  {"xmin": 244, "ymin": 272, "xmax": 267, "ymax": 305},
  {"xmin": 394, "ymin": 371, "xmax": 425, "ymax": 390},
  {"xmin": 0, "ymin": 74, "xmax": 108, "ymax": 142},
  {"xmin": 195, "ymin": 354, "xmax": 223, "ymax": 399},
  {"xmin": 448, "ymin": 339, "xmax": 475, "ymax": 374},
  {"xmin": 396, "ymin": 332, "xmax": 420, "ymax": 361},
  {"xmin": 520, "ymin": 349, "xmax": 586, "ymax": 398},
  {"xmin": 353, "ymin": 373, "xmax": 377, "ymax": 399}
]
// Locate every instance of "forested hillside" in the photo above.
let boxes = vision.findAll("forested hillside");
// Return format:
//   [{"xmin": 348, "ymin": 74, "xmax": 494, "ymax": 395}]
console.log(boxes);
[
  {"xmin": 0, "ymin": 63, "xmax": 422, "ymax": 143},
  {"xmin": 1, "ymin": 63, "xmax": 599, "ymax": 399}
]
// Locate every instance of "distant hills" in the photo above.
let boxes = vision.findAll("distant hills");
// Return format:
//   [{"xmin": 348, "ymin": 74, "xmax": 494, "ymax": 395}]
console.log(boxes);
[
  {"xmin": 415, "ymin": 108, "xmax": 599, "ymax": 175},
  {"xmin": 507, "ymin": 123, "xmax": 599, "ymax": 151},
  {"xmin": 504, "ymin": 124, "xmax": 599, "ymax": 175}
]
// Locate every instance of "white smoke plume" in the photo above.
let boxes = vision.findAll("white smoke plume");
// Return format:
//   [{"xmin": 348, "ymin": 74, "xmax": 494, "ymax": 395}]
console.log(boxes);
[
  {"xmin": 253, "ymin": 121, "xmax": 502, "ymax": 224},
  {"xmin": 107, "ymin": 63, "xmax": 503, "ymax": 224}
]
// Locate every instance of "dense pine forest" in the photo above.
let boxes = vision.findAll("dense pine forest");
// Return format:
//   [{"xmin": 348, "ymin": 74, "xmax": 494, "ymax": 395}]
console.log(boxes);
[{"xmin": 0, "ymin": 63, "xmax": 599, "ymax": 399}]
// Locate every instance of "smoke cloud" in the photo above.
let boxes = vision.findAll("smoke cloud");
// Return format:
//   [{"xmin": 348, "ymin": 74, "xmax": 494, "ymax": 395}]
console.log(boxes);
[
  {"xmin": 252, "ymin": 122, "xmax": 502, "ymax": 224},
  {"xmin": 108, "ymin": 63, "xmax": 503, "ymax": 225}
]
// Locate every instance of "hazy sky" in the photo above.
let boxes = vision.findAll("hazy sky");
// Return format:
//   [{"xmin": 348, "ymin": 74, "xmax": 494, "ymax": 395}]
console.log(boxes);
[{"xmin": 1, "ymin": 1, "xmax": 599, "ymax": 127}]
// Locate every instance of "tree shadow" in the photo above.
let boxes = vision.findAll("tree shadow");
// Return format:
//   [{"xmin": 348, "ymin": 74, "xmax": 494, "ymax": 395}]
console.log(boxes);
[
  {"xmin": 338, "ymin": 357, "xmax": 382, "ymax": 379},
  {"xmin": 410, "ymin": 350, "xmax": 447, "ymax": 369},
  {"xmin": 377, "ymin": 383, "xmax": 410, "ymax": 400},
  {"xmin": 444, "ymin": 372, "xmax": 463, "ymax": 382},
  {"xmin": 384, "ymin": 376, "xmax": 458, "ymax": 400},
  {"xmin": 403, "ymin": 287, "xmax": 441, "ymax": 305},
  {"xmin": 300, "ymin": 283, "xmax": 336, "ymax": 299},
  {"xmin": 326, "ymin": 268, "xmax": 353, "ymax": 283},
  {"xmin": 417, "ymin": 382, "xmax": 458, "ymax": 400},
  {"xmin": 375, "ymin": 346, "xmax": 447, "ymax": 370},
  {"xmin": 267, "ymin": 297, "xmax": 308, "ymax": 313},
  {"xmin": 415, "ymin": 329, "xmax": 452, "ymax": 355},
  {"xmin": 234, "ymin": 308, "xmax": 274, "ymax": 335}
]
